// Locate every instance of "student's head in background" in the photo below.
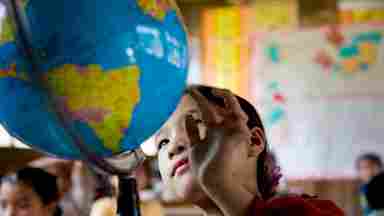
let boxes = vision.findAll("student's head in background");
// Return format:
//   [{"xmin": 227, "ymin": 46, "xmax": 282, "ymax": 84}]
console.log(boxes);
[
  {"xmin": 356, "ymin": 153, "xmax": 383, "ymax": 183},
  {"xmin": 0, "ymin": 167, "xmax": 61, "ymax": 216}
]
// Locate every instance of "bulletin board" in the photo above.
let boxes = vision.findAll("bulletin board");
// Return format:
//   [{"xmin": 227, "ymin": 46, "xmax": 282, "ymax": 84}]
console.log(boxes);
[{"xmin": 250, "ymin": 24, "xmax": 384, "ymax": 179}]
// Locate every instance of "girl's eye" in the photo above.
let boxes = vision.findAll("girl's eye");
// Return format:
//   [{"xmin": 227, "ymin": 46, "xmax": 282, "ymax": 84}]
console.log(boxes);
[
  {"xmin": 194, "ymin": 118, "xmax": 203, "ymax": 124},
  {"xmin": 158, "ymin": 139, "xmax": 170, "ymax": 150},
  {"xmin": 188, "ymin": 113, "xmax": 203, "ymax": 124},
  {"xmin": 190, "ymin": 115, "xmax": 204, "ymax": 126}
]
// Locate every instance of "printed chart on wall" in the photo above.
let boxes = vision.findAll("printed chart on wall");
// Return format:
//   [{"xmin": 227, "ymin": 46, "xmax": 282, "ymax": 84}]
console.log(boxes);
[{"xmin": 250, "ymin": 24, "xmax": 384, "ymax": 179}]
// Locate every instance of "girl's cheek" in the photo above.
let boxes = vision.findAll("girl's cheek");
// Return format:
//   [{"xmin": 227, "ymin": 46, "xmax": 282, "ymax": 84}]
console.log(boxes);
[{"xmin": 20, "ymin": 210, "xmax": 31, "ymax": 216}]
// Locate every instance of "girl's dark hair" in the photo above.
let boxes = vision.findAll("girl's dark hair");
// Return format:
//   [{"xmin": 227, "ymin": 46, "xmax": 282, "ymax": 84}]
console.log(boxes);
[
  {"xmin": 1, "ymin": 167, "xmax": 60, "ymax": 205},
  {"xmin": 188, "ymin": 85, "xmax": 281, "ymax": 200}
]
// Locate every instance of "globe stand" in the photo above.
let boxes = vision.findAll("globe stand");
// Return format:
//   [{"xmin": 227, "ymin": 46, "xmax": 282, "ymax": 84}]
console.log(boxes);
[
  {"xmin": 88, "ymin": 150, "xmax": 144, "ymax": 216},
  {"xmin": 118, "ymin": 177, "xmax": 141, "ymax": 216},
  {"xmin": 89, "ymin": 150, "xmax": 144, "ymax": 216},
  {"xmin": 6, "ymin": 0, "xmax": 145, "ymax": 215}
]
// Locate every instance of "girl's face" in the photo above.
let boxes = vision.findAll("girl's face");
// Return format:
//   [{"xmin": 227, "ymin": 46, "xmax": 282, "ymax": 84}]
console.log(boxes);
[
  {"xmin": 156, "ymin": 93, "xmax": 262, "ymax": 204},
  {"xmin": 156, "ymin": 95, "xmax": 207, "ymax": 202},
  {"xmin": 0, "ymin": 182, "xmax": 54, "ymax": 216}
]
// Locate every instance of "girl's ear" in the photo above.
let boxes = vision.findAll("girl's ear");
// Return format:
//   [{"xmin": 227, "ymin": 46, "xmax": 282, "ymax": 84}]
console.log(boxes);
[{"xmin": 248, "ymin": 127, "xmax": 265, "ymax": 157}]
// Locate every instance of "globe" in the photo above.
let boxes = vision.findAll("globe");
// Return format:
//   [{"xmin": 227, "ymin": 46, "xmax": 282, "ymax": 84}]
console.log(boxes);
[{"xmin": 0, "ymin": 0, "xmax": 188, "ymax": 159}]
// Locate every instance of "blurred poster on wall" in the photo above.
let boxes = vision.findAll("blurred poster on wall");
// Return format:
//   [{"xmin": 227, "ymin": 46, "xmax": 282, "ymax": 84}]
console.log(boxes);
[
  {"xmin": 250, "ymin": 24, "xmax": 384, "ymax": 179},
  {"xmin": 201, "ymin": 6, "xmax": 250, "ymax": 98},
  {"xmin": 201, "ymin": 3, "xmax": 298, "ymax": 99},
  {"xmin": 339, "ymin": 0, "xmax": 384, "ymax": 24},
  {"xmin": 249, "ymin": 0, "xmax": 298, "ymax": 30}
]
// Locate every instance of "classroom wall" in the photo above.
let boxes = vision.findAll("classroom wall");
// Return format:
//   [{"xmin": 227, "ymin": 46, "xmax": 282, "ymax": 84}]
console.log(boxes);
[{"xmin": 250, "ymin": 24, "xmax": 384, "ymax": 179}]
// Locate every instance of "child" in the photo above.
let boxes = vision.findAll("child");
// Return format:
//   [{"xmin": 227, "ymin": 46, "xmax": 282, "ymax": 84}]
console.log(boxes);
[
  {"xmin": 0, "ymin": 167, "xmax": 62, "ymax": 216},
  {"xmin": 366, "ymin": 172, "xmax": 384, "ymax": 216},
  {"xmin": 356, "ymin": 153, "xmax": 383, "ymax": 216},
  {"xmin": 357, "ymin": 153, "xmax": 383, "ymax": 184},
  {"xmin": 154, "ymin": 85, "xmax": 344, "ymax": 216}
]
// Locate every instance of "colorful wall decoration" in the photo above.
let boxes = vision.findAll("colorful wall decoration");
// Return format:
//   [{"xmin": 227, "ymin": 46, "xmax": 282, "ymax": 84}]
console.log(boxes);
[
  {"xmin": 315, "ymin": 27, "xmax": 382, "ymax": 76},
  {"xmin": 250, "ymin": 24, "xmax": 384, "ymax": 179},
  {"xmin": 264, "ymin": 81, "xmax": 287, "ymax": 128},
  {"xmin": 252, "ymin": 24, "xmax": 384, "ymax": 98},
  {"xmin": 261, "ymin": 81, "xmax": 289, "ymax": 148}
]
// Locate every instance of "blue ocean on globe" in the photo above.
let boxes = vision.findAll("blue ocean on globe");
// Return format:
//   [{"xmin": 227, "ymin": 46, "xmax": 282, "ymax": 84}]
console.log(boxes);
[{"xmin": 0, "ymin": 0, "xmax": 188, "ymax": 159}]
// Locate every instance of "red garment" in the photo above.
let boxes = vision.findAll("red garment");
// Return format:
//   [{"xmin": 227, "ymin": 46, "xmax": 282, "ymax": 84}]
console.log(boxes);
[{"xmin": 250, "ymin": 196, "xmax": 344, "ymax": 216}]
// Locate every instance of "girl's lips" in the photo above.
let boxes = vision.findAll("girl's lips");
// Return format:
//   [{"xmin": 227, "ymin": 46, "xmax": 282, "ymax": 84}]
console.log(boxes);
[
  {"xmin": 174, "ymin": 163, "xmax": 190, "ymax": 177},
  {"xmin": 172, "ymin": 158, "xmax": 189, "ymax": 177}
]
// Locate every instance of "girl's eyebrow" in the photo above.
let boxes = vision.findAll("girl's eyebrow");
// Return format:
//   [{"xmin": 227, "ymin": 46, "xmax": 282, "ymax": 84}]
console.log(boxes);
[{"xmin": 155, "ymin": 109, "xmax": 201, "ymax": 139}]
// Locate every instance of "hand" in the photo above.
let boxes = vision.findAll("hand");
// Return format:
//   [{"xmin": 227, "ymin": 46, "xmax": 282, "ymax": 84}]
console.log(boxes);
[
  {"xmin": 185, "ymin": 88, "xmax": 255, "ymax": 216},
  {"xmin": 185, "ymin": 87, "xmax": 250, "ymax": 185}
]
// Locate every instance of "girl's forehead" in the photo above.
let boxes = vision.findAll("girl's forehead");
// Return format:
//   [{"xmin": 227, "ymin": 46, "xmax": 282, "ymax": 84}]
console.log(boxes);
[
  {"xmin": 169, "ymin": 95, "xmax": 200, "ymax": 121},
  {"xmin": 179, "ymin": 94, "xmax": 199, "ymax": 111},
  {"xmin": 156, "ymin": 95, "xmax": 201, "ymax": 136}
]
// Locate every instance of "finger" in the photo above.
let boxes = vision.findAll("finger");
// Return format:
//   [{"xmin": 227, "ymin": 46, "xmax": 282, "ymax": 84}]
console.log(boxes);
[
  {"xmin": 186, "ymin": 88, "xmax": 222, "ymax": 124},
  {"xmin": 212, "ymin": 89, "xmax": 248, "ymax": 121},
  {"xmin": 185, "ymin": 115, "xmax": 207, "ymax": 146}
]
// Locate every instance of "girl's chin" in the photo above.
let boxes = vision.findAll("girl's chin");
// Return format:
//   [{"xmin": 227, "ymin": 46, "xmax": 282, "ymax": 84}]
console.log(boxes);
[{"xmin": 174, "ymin": 172, "xmax": 205, "ymax": 203}]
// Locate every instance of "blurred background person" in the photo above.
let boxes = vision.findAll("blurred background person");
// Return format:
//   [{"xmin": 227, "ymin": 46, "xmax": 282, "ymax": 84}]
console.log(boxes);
[
  {"xmin": 356, "ymin": 153, "xmax": 383, "ymax": 216},
  {"xmin": 132, "ymin": 160, "xmax": 164, "ymax": 216},
  {"xmin": 30, "ymin": 158, "xmax": 96, "ymax": 216},
  {"xmin": 90, "ymin": 174, "xmax": 118, "ymax": 216},
  {"xmin": 0, "ymin": 167, "xmax": 62, "ymax": 216},
  {"xmin": 366, "ymin": 172, "xmax": 384, "ymax": 216}
]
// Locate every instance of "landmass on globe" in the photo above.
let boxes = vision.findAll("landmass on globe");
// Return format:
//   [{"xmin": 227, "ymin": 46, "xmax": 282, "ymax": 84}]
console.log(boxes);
[
  {"xmin": 138, "ymin": 0, "xmax": 172, "ymax": 21},
  {"xmin": 0, "ymin": 8, "xmax": 15, "ymax": 46},
  {"xmin": 0, "ymin": 17, "xmax": 14, "ymax": 46},
  {"xmin": 0, "ymin": 63, "xmax": 29, "ymax": 81},
  {"xmin": 0, "ymin": 12, "xmax": 30, "ymax": 84},
  {"xmin": 45, "ymin": 64, "xmax": 141, "ymax": 152}
]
